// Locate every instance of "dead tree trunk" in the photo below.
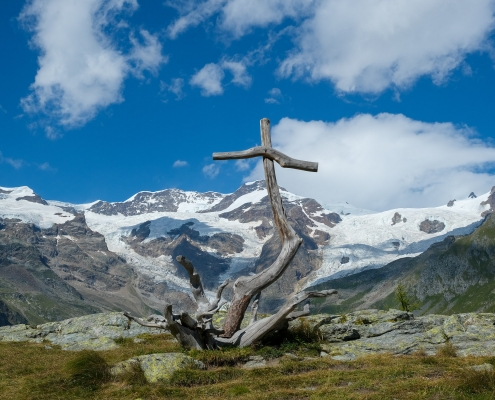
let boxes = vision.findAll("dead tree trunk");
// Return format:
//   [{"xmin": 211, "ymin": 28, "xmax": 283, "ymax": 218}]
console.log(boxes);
[
  {"xmin": 125, "ymin": 118, "xmax": 336, "ymax": 349},
  {"xmin": 220, "ymin": 119, "xmax": 304, "ymax": 337}
]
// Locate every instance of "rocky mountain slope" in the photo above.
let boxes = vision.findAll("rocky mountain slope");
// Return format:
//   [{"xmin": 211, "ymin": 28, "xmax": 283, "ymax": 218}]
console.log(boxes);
[
  {"xmin": 0, "ymin": 182, "xmax": 492, "ymax": 325},
  {"xmin": 311, "ymin": 199, "xmax": 495, "ymax": 315}
]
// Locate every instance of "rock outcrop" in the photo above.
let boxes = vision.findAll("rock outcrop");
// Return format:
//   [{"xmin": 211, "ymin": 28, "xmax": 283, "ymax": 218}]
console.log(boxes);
[
  {"xmin": 0, "ymin": 312, "xmax": 163, "ymax": 350},
  {"xmin": 292, "ymin": 309, "xmax": 495, "ymax": 361},
  {"xmin": 419, "ymin": 219, "xmax": 445, "ymax": 234}
]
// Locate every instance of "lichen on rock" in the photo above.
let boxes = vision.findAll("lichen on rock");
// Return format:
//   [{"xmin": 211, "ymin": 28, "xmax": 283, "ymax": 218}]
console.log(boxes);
[{"xmin": 111, "ymin": 353, "xmax": 204, "ymax": 383}]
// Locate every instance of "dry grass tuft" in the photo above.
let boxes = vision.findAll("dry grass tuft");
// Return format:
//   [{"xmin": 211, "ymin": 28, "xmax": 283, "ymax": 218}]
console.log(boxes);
[{"xmin": 436, "ymin": 341, "xmax": 457, "ymax": 358}]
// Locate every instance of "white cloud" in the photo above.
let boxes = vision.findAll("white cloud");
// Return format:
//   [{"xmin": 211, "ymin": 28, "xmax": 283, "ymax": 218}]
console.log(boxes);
[
  {"xmin": 167, "ymin": 0, "xmax": 314, "ymax": 39},
  {"xmin": 265, "ymin": 87, "xmax": 282, "ymax": 104},
  {"xmin": 203, "ymin": 163, "xmax": 220, "ymax": 178},
  {"xmin": 38, "ymin": 162, "xmax": 56, "ymax": 171},
  {"xmin": 0, "ymin": 152, "xmax": 24, "ymax": 169},
  {"xmin": 235, "ymin": 159, "xmax": 251, "ymax": 171},
  {"xmin": 167, "ymin": 0, "xmax": 227, "ymax": 39},
  {"xmin": 20, "ymin": 0, "xmax": 166, "ymax": 128},
  {"xmin": 243, "ymin": 115, "xmax": 495, "ymax": 211},
  {"xmin": 221, "ymin": 60, "xmax": 252, "ymax": 87},
  {"xmin": 168, "ymin": 1, "xmax": 495, "ymax": 95},
  {"xmin": 190, "ymin": 58, "xmax": 252, "ymax": 96},
  {"xmin": 279, "ymin": 0, "xmax": 495, "ymax": 93},
  {"xmin": 173, "ymin": 159, "xmax": 188, "ymax": 167},
  {"xmin": 161, "ymin": 78, "xmax": 185, "ymax": 100},
  {"xmin": 190, "ymin": 63, "xmax": 225, "ymax": 96}
]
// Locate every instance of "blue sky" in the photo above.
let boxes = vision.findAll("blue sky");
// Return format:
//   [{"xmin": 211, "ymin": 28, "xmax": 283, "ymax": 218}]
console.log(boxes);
[{"xmin": 1, "ymin": 0, "xmax": 495, "ymax": 211}]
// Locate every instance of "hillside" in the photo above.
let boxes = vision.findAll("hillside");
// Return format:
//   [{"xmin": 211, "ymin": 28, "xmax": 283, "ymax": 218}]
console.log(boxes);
[{"xmin": 312, "ymin": 210, "xmax": 495, "ymax": 315}]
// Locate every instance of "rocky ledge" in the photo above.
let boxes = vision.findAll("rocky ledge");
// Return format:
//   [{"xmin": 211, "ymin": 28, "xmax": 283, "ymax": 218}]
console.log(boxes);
[
  {"xmin": 292, "ymin": 309, "xmax": 495, "ymax": 361},
  {"xmin": 0, "ymin": 312, "xmax": 163, "ymax": 351}
]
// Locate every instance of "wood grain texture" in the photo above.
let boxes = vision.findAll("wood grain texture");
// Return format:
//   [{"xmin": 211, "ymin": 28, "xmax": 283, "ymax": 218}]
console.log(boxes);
[{"xmin": 213, "ymin": 147, "xmax": 318, "ymax": 172}]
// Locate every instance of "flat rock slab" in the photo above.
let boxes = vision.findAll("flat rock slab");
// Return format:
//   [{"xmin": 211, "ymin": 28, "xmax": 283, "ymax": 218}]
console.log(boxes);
[
  {"xmin": 242, "ymin": 355, "xmax": 266, "ymax": 369},
  {"xmin": 313, "ymin": 309, "xmax": 495, "ymax": 360},
  {"xmin": 111, "ymin": 353, "xmax": 204, "ymax": 383},
  {"xmin": 0, "ymin": 312, "xmax": 164, "ymax": 351}
]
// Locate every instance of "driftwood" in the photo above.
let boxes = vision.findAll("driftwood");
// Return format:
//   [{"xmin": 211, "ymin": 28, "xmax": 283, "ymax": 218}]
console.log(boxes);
[{"xmin": 125, "ymin": 118, "xmax": 336, "ymax": 349}]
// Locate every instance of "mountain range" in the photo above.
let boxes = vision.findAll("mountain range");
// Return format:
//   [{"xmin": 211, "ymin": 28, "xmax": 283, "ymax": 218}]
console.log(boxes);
[{"xmin": 1, "ymin": 181, "xmax": 494, "ymax": 326}]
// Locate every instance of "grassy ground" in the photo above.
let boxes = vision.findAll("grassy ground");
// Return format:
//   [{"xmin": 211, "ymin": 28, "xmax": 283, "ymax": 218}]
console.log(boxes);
[{"xmin": 2, "ymin": 334, "xmax": 495, "ymax": 399}]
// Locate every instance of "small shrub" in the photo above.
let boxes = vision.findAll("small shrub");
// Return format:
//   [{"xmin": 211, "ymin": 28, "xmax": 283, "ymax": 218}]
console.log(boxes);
[
  {"xmin": 436, "ymin": 341, "xmax": 457, "ymax": 358},
  {"xmin": 413, "ymin": 347, "xmax": 428, "ymax": 357},
  {"xmin": 287, "ymin": 318, "xmax": 323, "ymax": 344},
  {"xmin": 395, "ymin": 282, "xmax": 420, "ymax": 312},
  {"xmin": 339, "ymin": 313, "xmax": 348, "ymax": 323},
  {"xmin": 65, "ymin": 350, "xmax": 110, "ymax": 388}
]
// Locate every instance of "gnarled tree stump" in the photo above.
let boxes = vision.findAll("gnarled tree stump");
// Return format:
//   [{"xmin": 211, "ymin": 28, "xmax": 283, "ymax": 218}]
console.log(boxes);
[{"xmin": 125, "ymin": 118, "xmax": 336, "ymax": 349}]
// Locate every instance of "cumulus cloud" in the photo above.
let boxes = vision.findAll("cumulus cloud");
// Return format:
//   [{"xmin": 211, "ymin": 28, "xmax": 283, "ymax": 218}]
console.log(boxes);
[
  {"xmin": 173, "ymin": 159, "xmax": 188, "ymax": 167},
  {"xmin": 243, "ymin": 115, "xmax": 495, "ymax": 211},
  {"xmin": 20, "ymin": 0, "xmax": 166, "ymax": 128},
  {"xmin": 168, "ymin": 0, "xmax": 495, "ymax": 95},
  {"xmin": 190, "ymin": 63, "xmax": 225, "ymax": 96},
  {"xmin": 0, "ymin": 152, "xmax": 24, "ymax": 169},
  {"xmin": 221, "ymin": 60, "xmax": 252, "ymax": 87},
  {"xmin": 190, "ymin": 58, "xmax": 253, "ymax": 96},
  {"xmin": 202, "ymin": 163, "xmax": 220, "ymax": 178},
  {"xmin": 279, "ymin": 0, "xmax": 495, "ymax": 93}
]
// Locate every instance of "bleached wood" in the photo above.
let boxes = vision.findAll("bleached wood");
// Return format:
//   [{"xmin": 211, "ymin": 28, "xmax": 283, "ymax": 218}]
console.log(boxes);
[
  {"xmin": 122, "ymin": 117, "xmax": 337, "ymax": 350},
  {"xmin": 286, "ymin": 303, "xmax": 310, "ymax": 321},
  {"xmin": 215, "ymin": 289, "xmax": 337, "ymax": 348},
  {"xmin": 207, "ymin": 279, "xmax": 229, "ymax": 312},
  {"xmin": 222, "ymin": 118, "xmax": 303, "ymax": 337},
  {"xmin": 176, "ymin": 255, "xmax": 210, "ymax": 317},
  {"xmin": 124, "ymin": 312, "xmax": 168, "ymax": 329},
  {"xmin": 249, "ymin": 292, "xmax": 261, "ymax": 325},
  {"xmin": 213, "ymin": 146, "xmax": 318, "ymax": 172}
]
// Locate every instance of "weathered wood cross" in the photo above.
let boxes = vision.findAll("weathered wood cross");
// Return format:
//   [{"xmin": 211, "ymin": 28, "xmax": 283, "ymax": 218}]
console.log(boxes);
[
  {"xmin": 212, "ymin": 118, "xmax": 319, "ymax": 337},
  {"xmin": 124, "ymin": 118, "xmax": 335, "ymax": 347}
]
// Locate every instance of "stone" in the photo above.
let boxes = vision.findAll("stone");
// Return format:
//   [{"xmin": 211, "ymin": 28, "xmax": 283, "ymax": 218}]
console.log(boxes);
[
  {"xmin": 242, "ymin": 355, "xmax": 266, "ymax": 369},
  {"xmin": 315, "ymin": 310, "xmax": 495, "ymax": 360},
  {"xmin": 111, "ymin": 353, "xmax": 204, "ymax": 383},
  {"xmin": 419, "ymin": 219, "xmax": 445, "ymax": 234},
  {"xmin": 0, "ymin": 312, "xmax": 163, "ymax": 350}
]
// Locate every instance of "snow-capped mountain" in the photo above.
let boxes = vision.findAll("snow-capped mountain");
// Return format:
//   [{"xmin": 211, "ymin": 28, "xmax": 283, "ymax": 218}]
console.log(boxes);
[{"xmin": 0, "ymin": 181, "xmax": 493, "ymax": 325}]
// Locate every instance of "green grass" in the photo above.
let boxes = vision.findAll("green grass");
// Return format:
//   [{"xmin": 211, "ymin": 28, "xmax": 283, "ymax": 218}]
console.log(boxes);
[{"xmin": 2, "ymin": 336, "xmax": 495, "ymax": 399}]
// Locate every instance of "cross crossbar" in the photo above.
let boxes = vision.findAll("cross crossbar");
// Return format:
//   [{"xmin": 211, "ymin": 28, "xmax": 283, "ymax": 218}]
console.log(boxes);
[{"xmin": 213, "ymin": 146, "xmax": 318, "ymax": 172}]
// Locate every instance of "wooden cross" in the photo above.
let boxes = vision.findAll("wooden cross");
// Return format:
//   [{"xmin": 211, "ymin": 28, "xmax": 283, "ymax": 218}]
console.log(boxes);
[
  {"xmin": 213, "ymin": 118, "xmax": 318, "ymax": 172},
  {"xmin": 212, "ymin": 118, "xmax": 319, "ymax": 337}
]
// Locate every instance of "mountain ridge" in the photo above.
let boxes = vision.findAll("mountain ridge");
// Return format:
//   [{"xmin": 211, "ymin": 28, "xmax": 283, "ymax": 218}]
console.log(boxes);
[{"xmin": 0, "ymin": 181, "xmax": 492, "ymax": 325}]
